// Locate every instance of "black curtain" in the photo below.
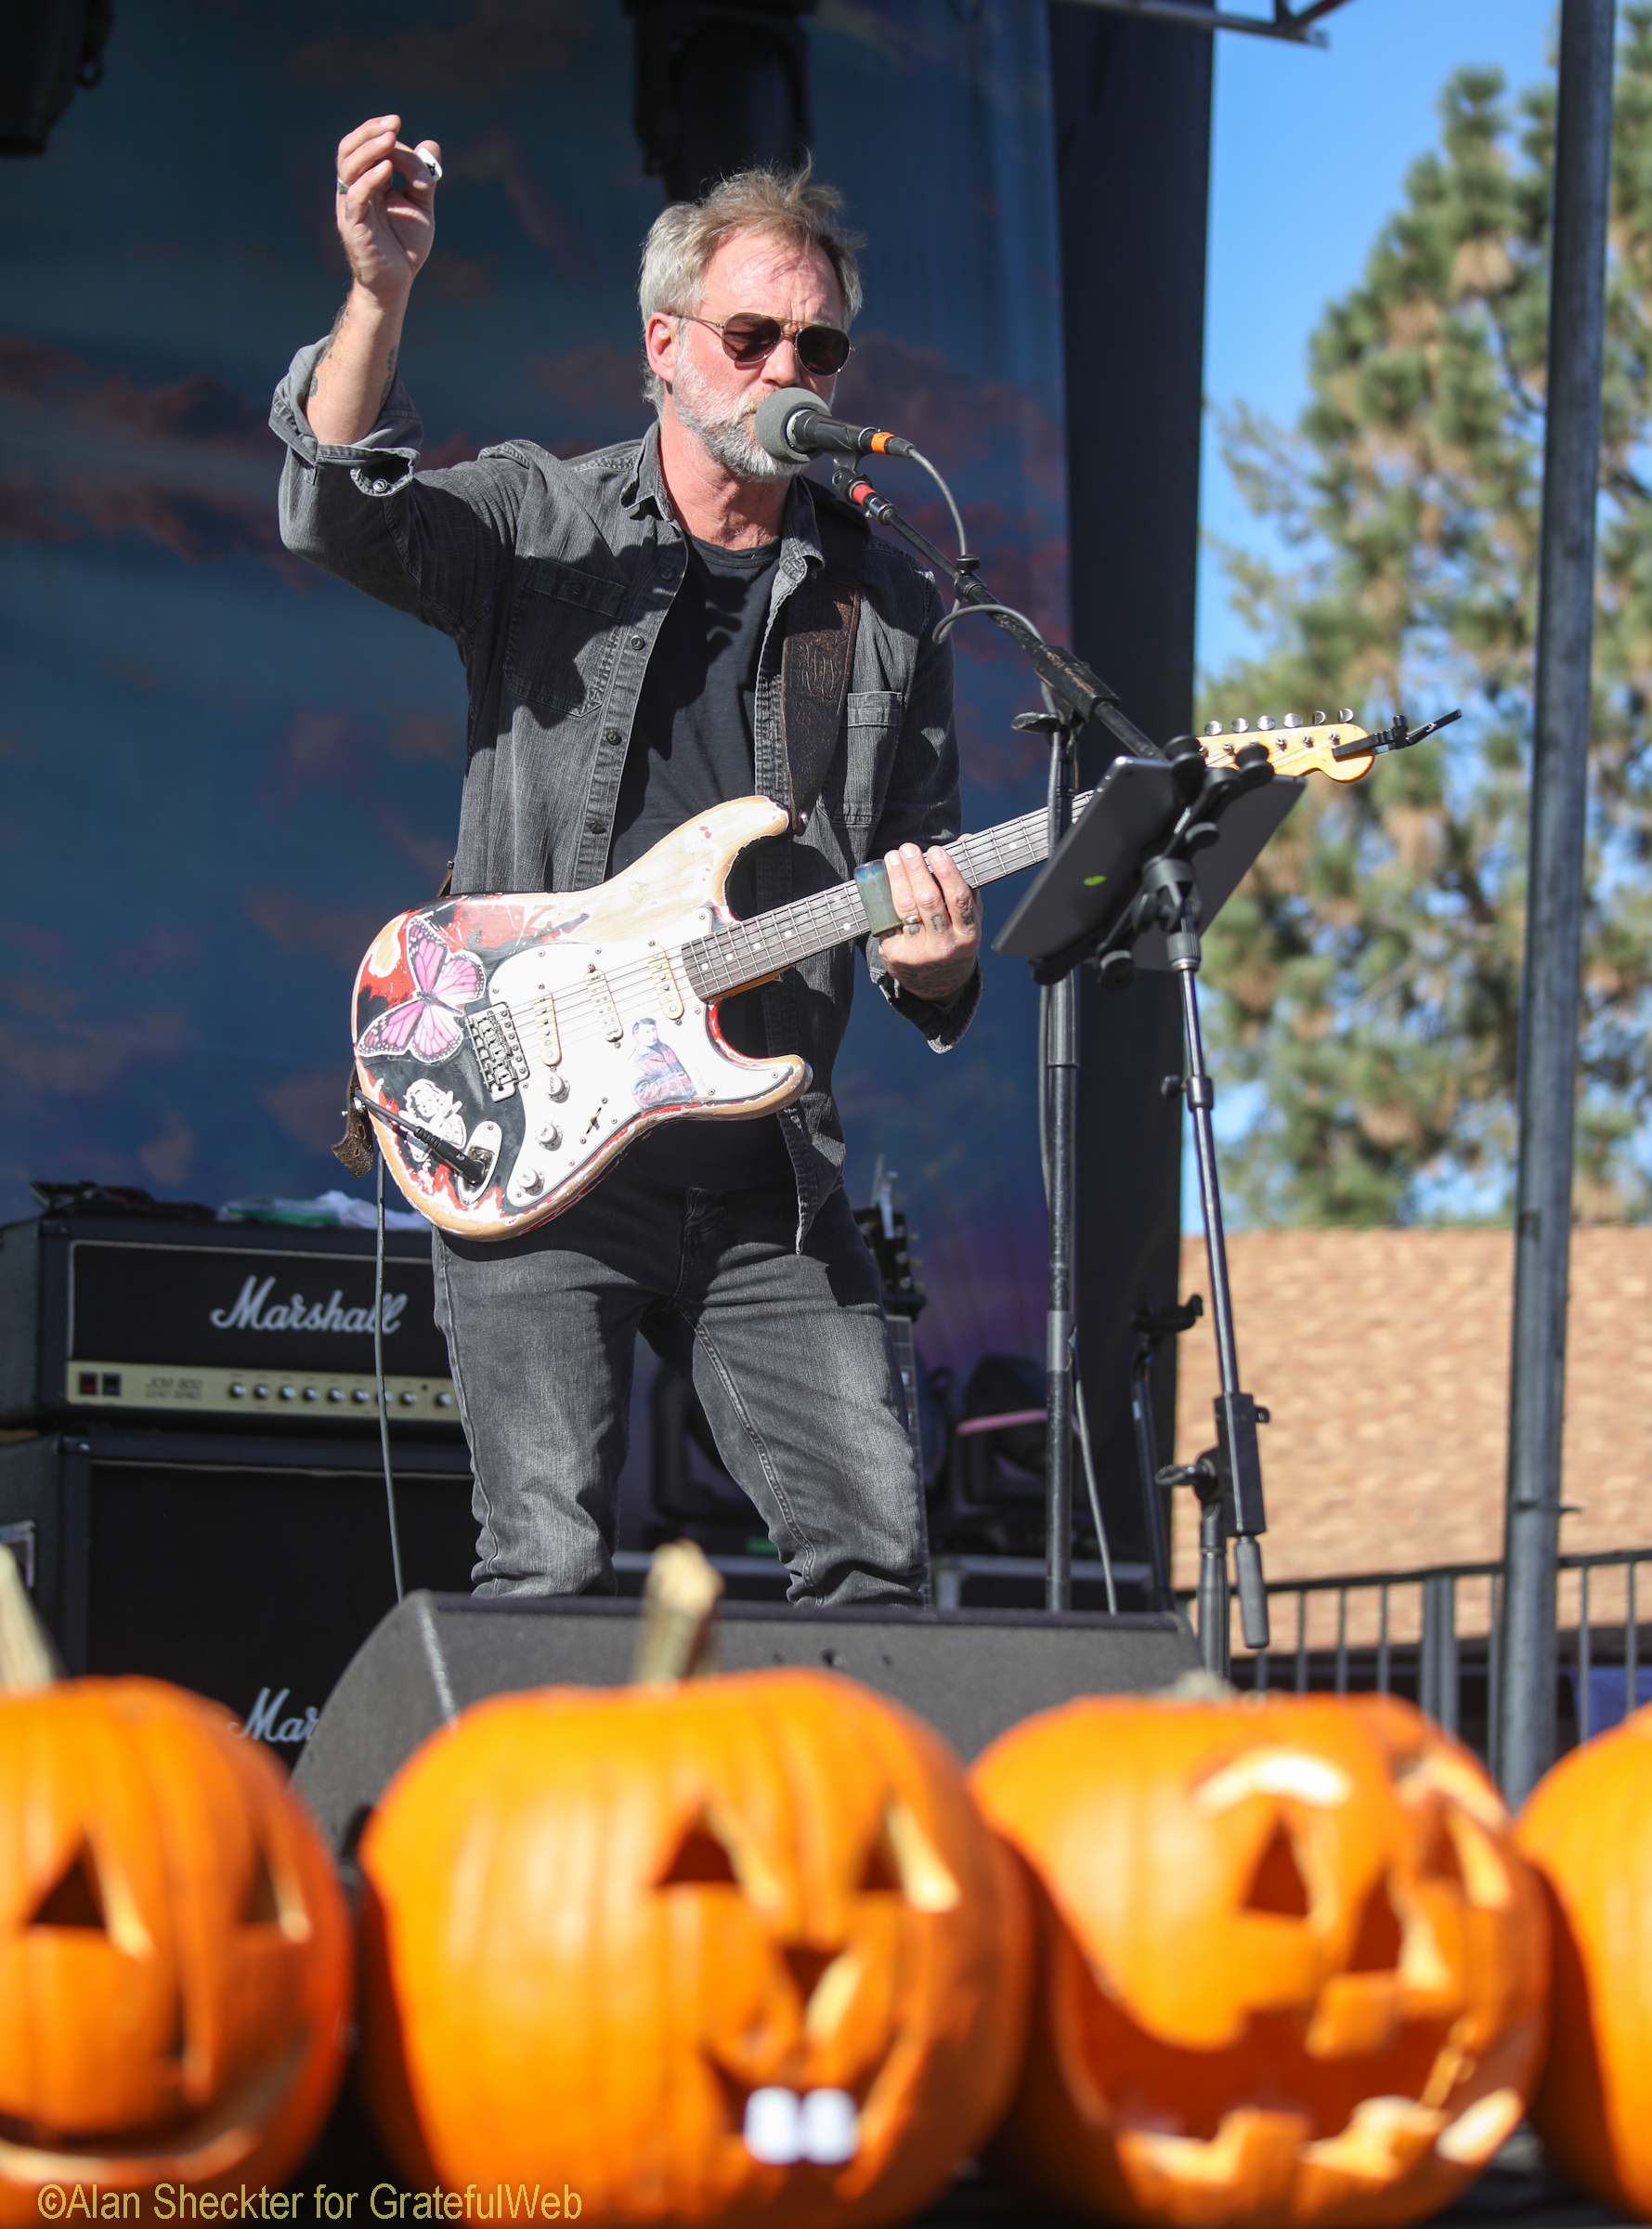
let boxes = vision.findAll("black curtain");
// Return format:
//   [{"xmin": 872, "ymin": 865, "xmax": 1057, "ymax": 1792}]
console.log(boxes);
[{"xmin": 1047, "ymin": 2, "xmax": 1215, "ymax": 1570}]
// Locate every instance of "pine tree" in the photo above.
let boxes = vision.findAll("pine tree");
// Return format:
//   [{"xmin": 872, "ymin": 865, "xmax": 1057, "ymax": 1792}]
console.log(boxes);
[{"xmin": 1200, "ymin": 9, "xmax": 1652, "ymax": 1226}]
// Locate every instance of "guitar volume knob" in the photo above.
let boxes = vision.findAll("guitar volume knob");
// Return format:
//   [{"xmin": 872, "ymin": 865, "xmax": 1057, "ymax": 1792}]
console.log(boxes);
[{"xmin": 544, "ymin": 1073, "xmax": 569, "ymax": 1101}]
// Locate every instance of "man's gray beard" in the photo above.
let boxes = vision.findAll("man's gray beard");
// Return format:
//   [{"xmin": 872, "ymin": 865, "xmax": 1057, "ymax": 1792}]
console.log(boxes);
[{"xmin": 670, "ymin": 351, "xmax": 802, "ymax": 485}]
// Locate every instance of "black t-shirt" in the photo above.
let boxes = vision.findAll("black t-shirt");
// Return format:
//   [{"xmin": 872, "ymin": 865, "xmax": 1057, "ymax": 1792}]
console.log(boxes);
[{"xmin": 607, "ymin": 532, "xmax": 794, "ymax": 1190}]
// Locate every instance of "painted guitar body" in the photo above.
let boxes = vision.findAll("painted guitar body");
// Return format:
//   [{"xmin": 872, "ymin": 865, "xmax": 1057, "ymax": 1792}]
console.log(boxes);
[
  {"xmin": 352, "ymin": 709, "xmax": 1392, "ymax": 1239},
  {"xmin": 352, "ymin": 798, "xmax": 804, "ymax": 1241}
]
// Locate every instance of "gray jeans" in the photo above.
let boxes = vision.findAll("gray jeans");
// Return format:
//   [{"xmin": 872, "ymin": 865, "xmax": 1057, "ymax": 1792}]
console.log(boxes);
[{"xmin": 431, "ymin": 1169, "xmax": 930, "ymax": 1608}]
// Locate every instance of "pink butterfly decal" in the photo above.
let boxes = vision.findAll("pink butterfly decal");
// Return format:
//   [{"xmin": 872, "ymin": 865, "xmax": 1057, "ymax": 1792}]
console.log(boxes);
[{"xmin": 358, "ymin": 917, "xmax": 485, "ymax": 1063}]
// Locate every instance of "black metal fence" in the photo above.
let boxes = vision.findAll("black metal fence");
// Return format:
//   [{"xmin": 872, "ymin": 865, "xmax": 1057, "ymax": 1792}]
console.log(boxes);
[{"xmin": 1206, "ymin": 1545, "xmax": 1652, "ymax": 1769}]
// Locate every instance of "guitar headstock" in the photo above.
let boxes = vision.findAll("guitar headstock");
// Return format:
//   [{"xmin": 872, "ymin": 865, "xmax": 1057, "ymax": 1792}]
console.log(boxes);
[{"xmin": 1201, "ymin": 709, "xmax": 1375, "ymax": 784}]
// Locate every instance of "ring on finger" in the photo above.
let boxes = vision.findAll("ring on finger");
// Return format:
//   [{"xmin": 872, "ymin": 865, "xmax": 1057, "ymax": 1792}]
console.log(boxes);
[
  {"xmin": 335, "ymin": 177, "xmax": 350, "ymax": 194},
  {"xmin": 902, "ymin": 913, "xmax": 923, "ymax": 937}
]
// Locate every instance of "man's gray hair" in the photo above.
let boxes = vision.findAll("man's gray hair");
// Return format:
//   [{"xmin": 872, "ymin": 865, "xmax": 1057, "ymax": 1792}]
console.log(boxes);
[{"xmin": 638, "ymin": 167, "xmax": 864, "ymax": 413}]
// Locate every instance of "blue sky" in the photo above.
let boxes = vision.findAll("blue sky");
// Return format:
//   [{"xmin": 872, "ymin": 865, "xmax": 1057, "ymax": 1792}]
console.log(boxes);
[{"xmin": 1198, "ymin": 0, "xmax": 1554, "ymax": 681}]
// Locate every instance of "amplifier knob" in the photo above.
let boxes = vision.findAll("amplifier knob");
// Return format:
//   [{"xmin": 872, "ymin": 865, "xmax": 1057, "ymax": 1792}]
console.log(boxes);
[
  {"xmin": 399, "ymin": 1390, "xmax": 417, "ymax": 1407},
  {"xmin": 353, "ymin": 1387, "xmax": 371, "ymax": 1404},
  {"xmin": 436, "ymin": 1390, "xmax": 454, "ymax": 1408},
  {"xmin": 280, "ymin": 1386, "xmax": 297, "ymax": 1401},
  {"xmin": 304, "ymin": 1386, "xmax": 320, "ymax": 1402},
  {"xmin": 254, "ymin": 1385, "xmax": 270, "ymax": 1401},
  {"xmin": 228, "ymin": 1382, "xmax": 246, "ymax": 1400},
  {"xmin": 328, "ymin": 1387, "xmax": 345, "ymax": 1402}
]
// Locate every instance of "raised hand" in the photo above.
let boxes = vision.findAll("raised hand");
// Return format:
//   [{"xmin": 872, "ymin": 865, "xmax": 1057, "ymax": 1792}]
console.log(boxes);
[
  {"xmin": 306, "ymin": 114, "xmax": 441, "ymax": 447},
  {"xmin": 334, "ymin": 114, "xmax": 441, "ymax": 304},
  {"xmin": 877, "ymin": 842, "xmax": 982, "ymax": 1005}
]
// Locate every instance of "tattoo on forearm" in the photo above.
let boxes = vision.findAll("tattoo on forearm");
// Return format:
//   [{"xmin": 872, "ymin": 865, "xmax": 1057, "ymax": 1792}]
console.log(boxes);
[
  {"xmin": 377, "ymin": 345, "xmax": 398, "ymax": 412},
  {"xmin": 306, "ymin": 301, "xmax": 350, "ymax": 399}
]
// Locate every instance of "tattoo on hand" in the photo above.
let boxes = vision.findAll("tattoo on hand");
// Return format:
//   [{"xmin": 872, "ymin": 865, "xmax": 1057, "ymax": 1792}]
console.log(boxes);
[{"xmin": 891, "ymin": 956, "xmax": 976, "ymax": 1002}]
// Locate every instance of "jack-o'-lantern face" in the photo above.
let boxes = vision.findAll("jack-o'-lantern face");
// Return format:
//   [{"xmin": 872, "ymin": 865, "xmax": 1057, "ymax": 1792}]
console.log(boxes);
[
  {"xmin": 0, "ymin": 1678, "xmax": 352, "ymax": 2225},
  {"xmin": 971, "ymin": 1692, "xmax": 1549, "ymax": 2229},
  {"xmin": 358, "ymin": 1670, "xmax": 1029, "ymax": 2228}
]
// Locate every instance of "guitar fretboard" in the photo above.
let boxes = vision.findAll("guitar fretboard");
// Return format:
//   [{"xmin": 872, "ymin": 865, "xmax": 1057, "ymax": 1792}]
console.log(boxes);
[{"xmin": 679, "ymin": 789, "xmax": 1097, "ymax": 1001}]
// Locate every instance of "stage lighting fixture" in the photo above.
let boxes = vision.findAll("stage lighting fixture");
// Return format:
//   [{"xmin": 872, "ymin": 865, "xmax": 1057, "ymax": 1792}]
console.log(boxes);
[
  {"xmin": 627, "ymin": 0, "xmax": 813, "ymax": 204},
  {"xmin": 0, "ymin": 0, "xmax": 113, "ymax": 156}
]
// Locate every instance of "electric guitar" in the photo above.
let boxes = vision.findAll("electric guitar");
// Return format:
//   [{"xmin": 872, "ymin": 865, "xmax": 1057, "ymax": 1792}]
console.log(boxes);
[{"xmin": 350, "ymin": 712, "xmax": 1376, "ymax": 1237}]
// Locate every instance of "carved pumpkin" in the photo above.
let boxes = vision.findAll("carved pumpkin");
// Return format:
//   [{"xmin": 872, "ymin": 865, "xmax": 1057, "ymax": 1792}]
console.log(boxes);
[
  {"xmin": 358, "ymin": 1668, "xmax": 1030, "ymax": 2226},
  {"xmin": 1517, "ymin": 1701, "xmax": 1652, "ymax": 2213},
  {"xmin": 0, "ymin": 1636, "xmax": 353, "ymax": 2222},
  {"xmin": 970, "ymin": 1689, "xmax": 1549, "ymax": 2228}
]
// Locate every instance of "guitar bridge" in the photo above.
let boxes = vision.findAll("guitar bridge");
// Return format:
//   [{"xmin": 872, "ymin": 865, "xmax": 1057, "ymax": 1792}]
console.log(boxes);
[
  {"xmin": 490, "ymin": 996, "xmax": 531, "ymax": 1082},
  {"xmin": 466, "ymin": 1009, "xmax": 519, "ymax": 1101}
]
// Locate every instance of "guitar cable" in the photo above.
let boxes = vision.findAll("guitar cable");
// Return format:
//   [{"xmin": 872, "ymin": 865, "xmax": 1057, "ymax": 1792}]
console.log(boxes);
[{"xmin": 373, "ymin": 1147, "xmax": 406, "ymax": 1604}]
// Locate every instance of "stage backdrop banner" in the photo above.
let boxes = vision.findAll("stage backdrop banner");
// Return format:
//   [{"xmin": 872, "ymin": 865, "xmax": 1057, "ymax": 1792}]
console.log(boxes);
[{"xmin": 0, "ymin": 0, "xmax": 1068, "ymax": 1408}]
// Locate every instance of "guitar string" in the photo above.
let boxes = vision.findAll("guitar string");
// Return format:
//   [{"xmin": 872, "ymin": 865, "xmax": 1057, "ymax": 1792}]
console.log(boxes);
[
  {"xmin": 408, "ymin": 729, "xmax": 1361, "ymax": 1071},
  {"xmin": 449, "ymin": 729, "xmax": 1356, "ymax": 1036},
  {"xmin": 505, "ymin": 797, "xmax": 1071, "ymax": 1038}
]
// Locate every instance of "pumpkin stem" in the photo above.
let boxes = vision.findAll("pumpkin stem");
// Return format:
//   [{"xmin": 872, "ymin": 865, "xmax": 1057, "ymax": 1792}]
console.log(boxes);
[
  {"xmin": 631, "ymin": 1539, "xmax": 724, "ymax": 1686},
  {"xmin": 0, "ymin": 1545, "xmax": 59, "ymax": 1692}
]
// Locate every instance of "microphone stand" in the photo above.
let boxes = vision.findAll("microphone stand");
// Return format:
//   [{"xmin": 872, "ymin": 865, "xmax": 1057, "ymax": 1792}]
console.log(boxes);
[
  {"xmin": 1041, "ymin": 710, "xmax": 1081, "ymax": 1611},
  {"xmin": 830, "ymin": 459, "xmax": 1131, "ymax": 1615},
  {"xmin": 828, "ymin": 463, "xmax": 1161, "ymax": 760}
]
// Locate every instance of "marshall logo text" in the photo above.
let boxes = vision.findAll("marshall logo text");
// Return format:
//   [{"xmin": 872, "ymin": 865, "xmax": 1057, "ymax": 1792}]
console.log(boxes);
[{"xmin": 210, "ymin": 1276, "xmax": 408, "ymax": 1338}]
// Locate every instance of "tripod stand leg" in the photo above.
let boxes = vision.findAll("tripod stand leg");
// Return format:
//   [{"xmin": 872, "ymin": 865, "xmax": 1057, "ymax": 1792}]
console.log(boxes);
[
  {"xmin": 1046, "ymin": 966, "xmax": 1076, "ymax": 1612},
  {"xmin": 1169, "ymin": 924, "xmax": 1272, "ymax": 1655}
]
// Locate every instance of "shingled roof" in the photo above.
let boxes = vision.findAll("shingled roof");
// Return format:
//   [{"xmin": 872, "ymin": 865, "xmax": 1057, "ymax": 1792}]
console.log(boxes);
[{"xmin": 1170, "ymin": 1228, "xmax": 1652, "ymax": 1643}]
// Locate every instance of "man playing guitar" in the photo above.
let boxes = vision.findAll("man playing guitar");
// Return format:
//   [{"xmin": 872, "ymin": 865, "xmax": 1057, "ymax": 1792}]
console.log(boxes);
[{"xmin": 270, "ymin": 118, "xmax": 982, "ymax": 1609}]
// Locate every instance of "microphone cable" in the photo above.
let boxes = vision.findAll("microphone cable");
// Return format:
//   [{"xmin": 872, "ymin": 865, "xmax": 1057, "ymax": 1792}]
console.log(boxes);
[
  {"xmin": 373, "ymin": 1145, "xmax": 406, "ymax": 1603},
  {"xmin": 904, "ymin": 447, "xmax": 969, "ymax": 562}
]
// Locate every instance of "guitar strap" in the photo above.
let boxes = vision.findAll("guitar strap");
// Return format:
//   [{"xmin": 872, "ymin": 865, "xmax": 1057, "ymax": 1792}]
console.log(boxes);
[{"xmin": 781, "ymin": 502, "xmax": 867, "ymax": 829}]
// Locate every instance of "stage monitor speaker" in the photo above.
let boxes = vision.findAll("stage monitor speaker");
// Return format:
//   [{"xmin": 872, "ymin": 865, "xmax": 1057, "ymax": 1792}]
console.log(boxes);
[
  {"xmin": 293, "ymin": 1590, "xmax": 1199, "ymax": 1853},
  {"xmin": 0, "ymin": 1429, "xmax": 475, "ymax": 1753}
]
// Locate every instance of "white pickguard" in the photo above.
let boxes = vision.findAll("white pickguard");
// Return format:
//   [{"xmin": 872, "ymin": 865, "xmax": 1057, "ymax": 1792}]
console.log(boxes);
[{"xmin": 481, "ymin": 914, "xmax": 802, "ymax": 1216}]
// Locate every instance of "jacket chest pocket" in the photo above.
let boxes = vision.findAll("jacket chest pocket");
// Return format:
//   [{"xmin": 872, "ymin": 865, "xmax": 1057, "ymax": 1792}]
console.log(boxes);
[
  {"xmin": 828, "ymin": 691, "xmax": 902, "ymax": 831},
  {"xmin": 505, "ymin": 557, "xmax": 628, "ymax": 721}
]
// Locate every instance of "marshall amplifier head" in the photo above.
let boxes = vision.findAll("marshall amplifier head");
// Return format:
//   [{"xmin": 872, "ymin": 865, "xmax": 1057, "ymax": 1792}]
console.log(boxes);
[{"xmin": 0, "ymin": 1208, "xmax": 459, "ymax": 1432}]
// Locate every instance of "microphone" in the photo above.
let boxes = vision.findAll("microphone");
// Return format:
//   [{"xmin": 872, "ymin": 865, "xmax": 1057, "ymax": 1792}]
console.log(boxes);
[{"xmin": 753, "ymin": 386, "xmax": 917, "ymax": 467}]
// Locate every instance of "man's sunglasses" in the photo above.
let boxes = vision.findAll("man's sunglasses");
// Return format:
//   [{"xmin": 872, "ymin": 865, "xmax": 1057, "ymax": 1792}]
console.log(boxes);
[{"xmin": 682, "ymin": 313, "xmax": 852, "ymax": 377}]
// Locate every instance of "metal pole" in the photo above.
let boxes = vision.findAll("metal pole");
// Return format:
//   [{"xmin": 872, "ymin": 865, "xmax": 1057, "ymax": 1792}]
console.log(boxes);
[
  {"xmin": 1498, "ymin": 0, "xmax": 1616, "ymax": 1807},
  {"xmin": 1046, "ymin": 736, "xmax": 1078, "ymax": 1612}
]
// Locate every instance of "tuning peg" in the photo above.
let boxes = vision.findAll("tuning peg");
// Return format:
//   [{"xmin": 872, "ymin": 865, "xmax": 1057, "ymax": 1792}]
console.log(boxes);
[
  {"xmin": 1312, "ymin": 709, "xmax": 1328, "ymax": 724},
  {"xmin": 1203, "ymin": 720, "xmax": 1224, "ymax": 736},
  {"xmin": 1281, "ymin": 712, "xmax": 1300, "ymax": 728},
  {"xmin": 1231, "ymin": 716, "xmax": 1249, "ymax": 733},
  {"xmin": 1339, "ymin": 706, "xmax": 1355, "ymax": 723},
  {"xmin": 1255, "ymin": 714, "xmax": 1275, "ymax": 731}
]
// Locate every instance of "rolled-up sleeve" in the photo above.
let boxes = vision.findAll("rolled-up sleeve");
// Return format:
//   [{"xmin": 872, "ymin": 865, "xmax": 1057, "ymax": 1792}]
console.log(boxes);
[
  {"xmin": 269, "ymin": 337, "xmax": 521, "ymax": 645},
  {"xmin": 863, "ymin": 567, "xmax": 982, "ymax": 1049}
]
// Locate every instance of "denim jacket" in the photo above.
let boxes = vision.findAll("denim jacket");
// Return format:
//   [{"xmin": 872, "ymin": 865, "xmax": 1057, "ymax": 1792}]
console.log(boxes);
[{"xmin": 269, "ymin": 337, "xmax": 979, "ymax": 1239}]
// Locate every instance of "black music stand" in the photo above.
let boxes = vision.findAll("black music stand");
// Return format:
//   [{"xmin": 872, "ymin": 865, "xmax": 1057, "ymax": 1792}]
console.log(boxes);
[{"xmin": 995, "ymin": 739, "xmax": 1303, "ymax": 1674}]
